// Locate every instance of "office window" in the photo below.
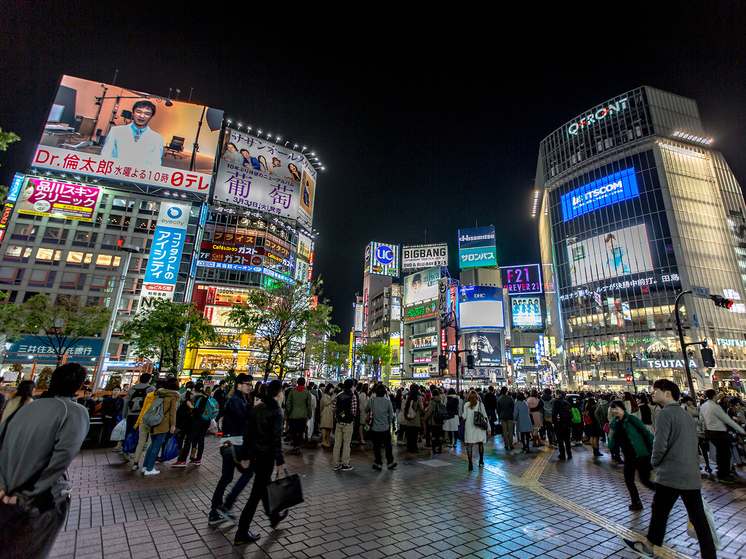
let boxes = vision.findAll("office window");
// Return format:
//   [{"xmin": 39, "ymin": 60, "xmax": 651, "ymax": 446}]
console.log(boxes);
[{"xmin": 36, "ymin": 248, "xmax": 62, "ymax": 263}]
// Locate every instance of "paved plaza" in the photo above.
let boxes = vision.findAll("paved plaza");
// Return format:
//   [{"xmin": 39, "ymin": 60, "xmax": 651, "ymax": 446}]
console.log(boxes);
[{"xmin": 47, "ymin": 434, "xmax": 746, "ymax": 559}]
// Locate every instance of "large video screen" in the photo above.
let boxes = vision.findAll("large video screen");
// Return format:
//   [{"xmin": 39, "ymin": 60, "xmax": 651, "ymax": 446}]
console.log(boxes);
[
  {"xmin": 403, "ymin": 266, "xmax": 441, "ymax": 307},
  {"xmin": 459, "ymin": 285, "xmax": 504, "ymax": 329},
  {"xmin": 561, "ymin": 167, "xmax": 639, "ymax": 222},
  {"xmin": 465, "ymin": 331, "xmax": 502, "ymax": 365},
  {"xmin": 212, "ymin": 129, "xmax": 317, "ymax": 228},
  {"xmin": 567, "ymin": 223, "xmax": 653, "ymax": 287},
  {"xmin": 32, "ymin": 75, "xmax": 223, "ymax": 193},
  {"xmin": 510, "ymin": 296, "xmax": 543, "ymax": 328}
]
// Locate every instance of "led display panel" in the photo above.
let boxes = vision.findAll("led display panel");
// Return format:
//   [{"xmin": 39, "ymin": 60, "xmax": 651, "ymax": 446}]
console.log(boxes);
[
  {"xmin": 567, "ymin": 223, "xmax": 654, "ymax": 287},
  {"xmin": 502, "ymin": 264, "xmax": 543, "ymax": 295},
  {"xmin": 561, "ymin": 167, "xmax": 639, "ymax": 222},
  {"xmin": 510, "ymin": 296, "xmax": 543, "ymax": 328},
  {"xmin": 403, "ymin": 266, "xmax": 441, "ymax": 307},
  {"xmin": 465, "ymin": 331, "xmax": 502, "ymax": 365},
  {"xmin": 458, "ymin": 286, "xmax": 504, "ymax": 329}
]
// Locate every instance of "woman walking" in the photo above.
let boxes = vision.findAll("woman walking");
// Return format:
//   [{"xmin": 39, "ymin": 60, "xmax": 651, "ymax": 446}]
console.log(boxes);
[
  {"xmin": 403, "ymin": 385, "xmax": 424, "ymax": 453},
  {"xmin": 526, "ymin": 389, "xmax": 544, "ymax": 448},
  {"xmin": 462, "ymin": 390, "xmax": 490, "ymax": 470},
  {"xmin": 442, "ymin": 388, "xmax": 460, "ymax": 448},
  {"xmin": 584, "ymin": 397, "xmax": 604, "ymax": 457},
  {"xmin": 608, "ymin": 399, "xmax": 655, "ymax": 510},
  {"xmin": 513, "ymin": 392, "xmax": 533, "ymax": 453},
  {"xmin": 141, "ymin": 377, "xmax": 180, "ymax": 476}
]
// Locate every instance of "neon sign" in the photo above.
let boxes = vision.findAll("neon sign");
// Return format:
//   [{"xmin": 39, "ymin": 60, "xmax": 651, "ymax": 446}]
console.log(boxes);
[
  {"xmin": 561, "ymin": 167, "xmax": 639, "ymax": 221},
  {"xmin": 567, "ymin": 97, "xmax": 629, "ymax": 136}
]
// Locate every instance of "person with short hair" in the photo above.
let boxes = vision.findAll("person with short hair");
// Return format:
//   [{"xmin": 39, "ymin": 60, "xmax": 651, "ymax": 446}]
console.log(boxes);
[
  {"xmin": 332, "ymin": 378, "xmax": 358, "ymax": 470},
  {"xmin": 366, "ymin": 383, "xmax": 397, "ymax": 469},
  {"xmin": 100, "ymin": 100, "xmax": 164, "ymax": 166},
  {"xmin": 141, "ymin": 377, "xmax": 180, "ymax": 476},
  {"xmin": 623, "ymin": 379, "xmax": 717, "ymax": 559},
  {"xmin": 700, "ymin": 388, "xmax": 745, "ymax": 483},
  {"xmin": 552, "ymin": 390, "xmax": 573, "ymax": 461},
  {"xmin": 121, "ymin": 373, "xmax": 155, "ymax": 442},
  {"xmin": 0, "ymin": 363, "xmax": 89, "ymax": 559}
]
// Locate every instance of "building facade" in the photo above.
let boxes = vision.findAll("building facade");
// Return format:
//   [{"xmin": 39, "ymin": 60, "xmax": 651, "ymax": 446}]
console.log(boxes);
[{"xmin": 537, "ymin": 86, "xmax": 746, "ymax": 392}]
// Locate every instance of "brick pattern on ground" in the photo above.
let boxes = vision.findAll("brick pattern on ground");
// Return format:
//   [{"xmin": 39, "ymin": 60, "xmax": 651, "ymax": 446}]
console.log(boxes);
[{"xmin": 48, "ymin": 434, "xmax": 746, "ymax": 559}]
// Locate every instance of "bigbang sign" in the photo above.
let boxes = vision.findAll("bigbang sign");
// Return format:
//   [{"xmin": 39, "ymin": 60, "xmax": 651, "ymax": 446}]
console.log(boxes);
[
  {"xmin": 458, "ymin": 226, "xmax": 497, "ymax": 269},
  {"xmin": 402, "ymin": 243, "xmax": 448, "ymax": 270}
]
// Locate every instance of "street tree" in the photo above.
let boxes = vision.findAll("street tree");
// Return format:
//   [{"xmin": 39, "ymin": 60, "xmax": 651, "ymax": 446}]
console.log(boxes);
[
  {"xmin": 121, "ymin": 298, "xmax": 220, "ymax": 376},
  {"xmin": 0, "ymin": 127, "xmax": 20, "ymax": 204},
  {"xmin": 226, "ymin": 279, "xmax": 338, "ymax": 381},
  {"xmin": 355, "ymin": 341, "xmax": 392, "ymax": 378},
  {"xmin": 0, "ymin": 294, "xmax": 111, "ymax": 367},
  {"xmin": 307, "ymin": 338, "xmax": 349, "ymax": 378}
]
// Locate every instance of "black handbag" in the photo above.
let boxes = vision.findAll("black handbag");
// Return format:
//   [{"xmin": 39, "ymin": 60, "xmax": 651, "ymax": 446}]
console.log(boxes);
[
  {"xmin": 473, "ymin": 404, "xmax": 488, "ymax": 430},
  {"xmin": 266, "ymin": 469, "xmax": 304, "ymax": 516}
]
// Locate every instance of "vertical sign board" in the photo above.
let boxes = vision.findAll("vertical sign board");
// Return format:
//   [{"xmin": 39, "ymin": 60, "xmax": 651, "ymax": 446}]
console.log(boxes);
[
  {"xmin": 138, "ymin": 201, "xmax": 191, "ymax": 311},
  {"xmin": 458, "ymin": 226, "xmax": 497, "ymax": 269}
]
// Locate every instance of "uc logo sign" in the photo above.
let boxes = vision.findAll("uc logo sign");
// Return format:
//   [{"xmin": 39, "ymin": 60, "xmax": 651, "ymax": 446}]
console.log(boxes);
[
  {"xmin": 375, "ymin": 244, "xmax": 395, "ymax": 265},
  {"xmin": 167, "ymin": 206, "xmax": 183, "ymax": 219}
]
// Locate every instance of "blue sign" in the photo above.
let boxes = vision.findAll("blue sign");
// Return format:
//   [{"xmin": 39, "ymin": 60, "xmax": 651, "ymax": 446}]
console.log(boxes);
[
  {"xmin": 561, "ymin": 167, "xmax": 639, "ymax": 222},
  {"xmin": 375, "ymin": 244, "xmax": 395, "ymax": 265},
  {"xmin": 6, "ymin": 336, "xmax": 104, "ymax": 364}
]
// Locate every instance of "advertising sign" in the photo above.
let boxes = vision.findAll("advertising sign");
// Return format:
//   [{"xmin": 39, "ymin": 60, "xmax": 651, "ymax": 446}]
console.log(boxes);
[
  {"xmin": 458, "ymin": 226, "xmax": 497, "ymax": 269},
  {"xmin": 458, "ymin": 286, "xmax": 504, "ymax": 329},
  {"xmin": 403, "ymin": 300, "xmax": 438, "ymax": 322},
  {"xmin": 5, "ymin": 336, "xmax": 104, "ymax": 365},
  {"xmin": 510, "ymin": 296, "xmax": 543, "ymax": 328},
  {"xmin": 138, "ymin": 201, "xmax": 191, "ymax": 310},
  {"xmin": 465, "ymin": 331, "xmax": 502, "ymax": 365},
  {"xmin": 502, "ymin": 264, "xmax": 543, "ymax": 295},
  {"xmin": 567, "ymin": 223, "xmax": 653, "ymax": 286},
  {"xmin": 366, "ymin": 242, "xmax": 399, "ymax": 277},
  {"xmin": 17, "ymin": 177, "xmax": 100, "ymax": 221},
  {"xmin": 402, "ymin": 243, "xmax": 448, "ymax": 270},
  {"xmin": 403, "ymin": 266, "xmax": 440, "ymax": 306},
  {"xmin": 561, "ymin": 167, "xmax": 639, "ymax": 221},
  {"xmin": 32, "ymin": 75, "xmax": 222, "ymax": 193},
  {"xmin": 213, "ymin": 129, "xmax": 316, "ymax": 228}
]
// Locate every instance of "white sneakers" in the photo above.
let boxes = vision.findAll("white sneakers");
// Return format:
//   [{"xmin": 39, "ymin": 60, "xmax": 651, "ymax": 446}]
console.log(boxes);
[{"xmin": 143, "ymin": 469, "xmax": 161, "ymax": 476}]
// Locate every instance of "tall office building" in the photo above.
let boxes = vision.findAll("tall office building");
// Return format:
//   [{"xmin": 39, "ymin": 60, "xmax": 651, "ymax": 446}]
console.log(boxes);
[{"xmin": 537, "ymin": 86, "xmax": 746, "ymax": 392}]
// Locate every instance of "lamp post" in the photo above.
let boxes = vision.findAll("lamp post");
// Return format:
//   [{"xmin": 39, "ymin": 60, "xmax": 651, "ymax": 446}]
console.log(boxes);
[{"xmin": 93, "ymin": 245, "xmax": 140, "ymax": 391}]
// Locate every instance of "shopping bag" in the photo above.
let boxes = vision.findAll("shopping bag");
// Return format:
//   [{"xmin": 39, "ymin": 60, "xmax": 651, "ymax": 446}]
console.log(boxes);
[
  {"xmin": 207, "ymin": 419, "xmax": 218, "ymax": 436},
  {"xmin": 110, "ymin": 419, "xmax": 127, "ymax": 442},
  {"xmin": 686, "ymin": 497, "xmax": 723, "ymax": 550},
  {"xmin": 457, "ymin": 424, "xmax": 465, "ymax": 441},
  {"xmin": 122, "ymin": 428, "xmax": 139, "ymax": 453},
  {"xmin": 266, "ymin": 470, "xmax": 304, "ymax": 516},
  {"xmin": 161, "ymin": 435, "xmax": 179, "ymax": 461}
]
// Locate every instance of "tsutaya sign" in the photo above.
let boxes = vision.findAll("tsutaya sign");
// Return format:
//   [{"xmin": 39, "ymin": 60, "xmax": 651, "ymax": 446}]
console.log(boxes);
[
  {"xmin": 646, "ymin": 359, "xmax": 698, "ymax": 369},
  {"xmin": 567, "ymin": 97, "xmax": 629, "ymax": 136}
]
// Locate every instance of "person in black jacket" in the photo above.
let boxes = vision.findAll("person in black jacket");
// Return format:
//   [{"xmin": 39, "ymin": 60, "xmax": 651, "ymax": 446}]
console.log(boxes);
[
  {"xmin": 208, "ymin": 374, "xmax": 254, "ymax": 525},
  {"xmin": 483, "ymin": 386, "xmax": 498, "ymax": 436},
  {"xmin": 100, "ymin": 386, "xmax": 124, "ymax": 445},
  {"xmin": 552, "ymin": 390, "xmax": 573, "ymax": 461},
  {"xmin": 235, "ymin": 380, "xmax": 286, "ymax": 545}
]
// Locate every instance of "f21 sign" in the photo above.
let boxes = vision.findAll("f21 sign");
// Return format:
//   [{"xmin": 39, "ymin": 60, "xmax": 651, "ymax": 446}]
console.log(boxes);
[{"xmin": 501, "ymin": 264, "xmax": 543, "ymax": 295}]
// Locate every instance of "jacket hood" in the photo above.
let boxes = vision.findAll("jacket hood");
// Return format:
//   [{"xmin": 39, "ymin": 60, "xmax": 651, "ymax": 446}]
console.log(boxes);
[{"xmin": 155, "ymin": 388, "xmax": 180, "ymax": 398}]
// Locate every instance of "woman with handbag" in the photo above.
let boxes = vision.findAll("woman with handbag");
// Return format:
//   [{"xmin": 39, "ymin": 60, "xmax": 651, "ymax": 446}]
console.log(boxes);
[
  {"xmin": 403, "ymin": 386, "xmax": 424, "ymax": 453},
  {"xmin": 584, "ymin": 397, "xmax": 604, "ymax": 457},
  {"xmin": 608, "ymin": 399, "xmax": 655, "ymax": 511},
  {"xmin": 319, "ymin": 385, "xmax": 334, "ymax": 449},
  {"xmin": 462, "ymin": 390, "xmax": 490, "ymax": 470}
]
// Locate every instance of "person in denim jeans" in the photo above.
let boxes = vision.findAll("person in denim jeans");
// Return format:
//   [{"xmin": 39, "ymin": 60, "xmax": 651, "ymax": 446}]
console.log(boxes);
[
  {"xmin": 141, "ymin": 378, "xmax": 179, "ymax": 476},
  {"xmin": 208, "ymin": 374, "xmax": 254, "ymax": 524}
]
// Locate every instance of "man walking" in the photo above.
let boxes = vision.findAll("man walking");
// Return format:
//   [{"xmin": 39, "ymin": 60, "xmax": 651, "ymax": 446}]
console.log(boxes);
[
  {"xmin": 332, "ymin": 378, "xmax": 357, "ymax": 471},
  {"xmin": 623, "ymin": 379, "xmax": 717, "ymax": 559},
  {"xmin": 483, "ymin": 386, "xmax": 498, "ymax": 435},
  {"xmin": 552, "ymin": 390, "xmax": 573, "ymax": 461},
  {"xmin": 0, "ymin": 363, "xmax": 90, "ymax": 559},
  {"xmin": 496, "ymin": 386, "xmax": 515, "ymax": 451},
  {"xmin": 234, "ymin": 380, "xmax": 286, "ymax": 545},
  {"xmin": 122, "ymin": 373, "xmax": 155, "ymax": 439},
  {"xmin": 285, "ymin": 377, "xmax": 313, "ymax": 455},
  {"xmin": 700, "ymin": 388, "xmax": 745, "ymax": 483},
  {"xmin": 209, "ymin": 374, "xmax": 254, "ymax": 524},
  {"xmin": 365, "ymin": 383, "xmax": 397, "ymax": 470}
]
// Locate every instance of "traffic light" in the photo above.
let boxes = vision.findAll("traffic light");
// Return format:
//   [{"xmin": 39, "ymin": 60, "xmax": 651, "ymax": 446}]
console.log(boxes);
[
  {"xmin": 712, "ymin": 373, "xmax": 717, "ymax": 381},
  {"xmin": 701, "ymin": 347, "xmax": 716, "ymax": 367},
  {"xmin": 710, "ymin": 294, "xmax": 734, "ymax": 309},
  {"xmin": 466, "ymin": 353, "xmax": 475, "ymax": 369},
  {"xmin": 438, "ymin": 354, "xmax": 447, "ymax": 370},
  {"xmin": 625, "ymin": 375, "xmax": 632, "ymax": 383}
]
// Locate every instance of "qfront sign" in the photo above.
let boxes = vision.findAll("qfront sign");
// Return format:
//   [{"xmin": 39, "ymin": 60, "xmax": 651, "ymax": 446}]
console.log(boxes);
[{"xmin": 567, "ymin": 97, "xmax": 629, "ymax": 137}]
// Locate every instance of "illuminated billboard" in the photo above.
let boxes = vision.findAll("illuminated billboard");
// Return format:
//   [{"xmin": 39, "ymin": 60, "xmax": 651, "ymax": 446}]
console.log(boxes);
[
  {"xmin": 561, "ymin": 167, "xmax": 639, "ymax": 221},
  {"xmin": 32, "ymin": 75, "xmax": 222, "ymax": 193},
  {"xmin": 458, "ymin": 286, "xmax": 504, "ymax": 329},
  {"xmin": 567, "ymin": 223, "xmax": 654, "ymax": 287},
  {"xmin": 458, "ymin": 226, "xmax": 497, "ymax": 269},
  {"xmin": 17, "ymin": 176, "xmax": 100, "ymax": 221},
  {"xmin": 403, "ymin": 266, "xmax": 441, "ymax": 307},
  {"xmin": 465, "ymin": 331, "xmax": 502, "ymax": 365},
  {"xmin": 502, "ymin": 264, "xmax": 543, "ymax": 295},
  {"xmin": 510, "ymin": 297, "xmax": 543, "ymax": 328},
  {"xmin": 402, "ymin": 243, "xmax": 448, "ymax": 270},
  {"xmin": 366, "ymin": 242, "xmax": 399, "ymax": 277},
  {"xmin": 213, "ymin": 129, "xmax": 317, "ymax": 228}
]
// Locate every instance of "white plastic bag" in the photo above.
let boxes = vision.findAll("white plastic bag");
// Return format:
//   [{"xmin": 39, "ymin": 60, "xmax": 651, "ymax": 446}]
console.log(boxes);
[
  {"xmin": 687, "ymin": 497, "xmax": 723, "ymax": 550},
  {"xmin": 207, "ymin": 419, "xmax": 219, "ymax": 436},
  {"xmin": 110, "ymin": 418, "xmax": 127, "ymax": 441}
]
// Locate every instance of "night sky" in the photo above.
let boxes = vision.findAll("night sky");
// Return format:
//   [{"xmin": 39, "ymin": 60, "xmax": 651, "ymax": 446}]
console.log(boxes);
[{"xmin": 1, "ymin": 3, "xmax": 744, "ymax": 341}]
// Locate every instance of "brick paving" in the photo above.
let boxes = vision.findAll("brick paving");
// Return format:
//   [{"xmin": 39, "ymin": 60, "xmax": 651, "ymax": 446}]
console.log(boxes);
[{"xmin": 47, "ymin": 433, "xmax": 746, "ymax": 559}]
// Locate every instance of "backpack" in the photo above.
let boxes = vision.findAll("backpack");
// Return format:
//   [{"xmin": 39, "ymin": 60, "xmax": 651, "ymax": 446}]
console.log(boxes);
[
  {"xmin": 336, "ymin": 392, "xmax": 353, "ymax": 423},
  {"xmin": 543, "ymin": 398, "xmax": 554, "ymax": 420},
  {"xmin": 433, "ymin": 401, "xmax": 448, "ymax": 425},
  {"xmin": 141, "ymin": 397, "xmax": 165, "ymax": 427},
  {"xmin": 571, "ymin": 406, "xmax": 582, "ymax": 424},
  {"xmin": 128, "ymin": 387, "xmax": 148, "ymax": 412},
  {"xmin": 196, "ymin": 396, "xmax": 219, "ymax": 421},
  {"xmin": 446, "ymin": 396, "xmax": 459, "ymax": 419}
]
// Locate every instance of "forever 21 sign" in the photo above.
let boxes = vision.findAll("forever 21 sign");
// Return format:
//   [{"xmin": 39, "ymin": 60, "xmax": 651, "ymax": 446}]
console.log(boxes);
[{"xmin": 502, "ymin": 264, "xmax": 543, "ymax": 295}]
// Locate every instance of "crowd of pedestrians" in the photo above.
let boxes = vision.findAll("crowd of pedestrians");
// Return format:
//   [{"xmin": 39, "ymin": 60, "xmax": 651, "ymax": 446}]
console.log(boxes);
[{"xmin": 2, "ymin": 366, "xmax": 744, "ymax": 557}]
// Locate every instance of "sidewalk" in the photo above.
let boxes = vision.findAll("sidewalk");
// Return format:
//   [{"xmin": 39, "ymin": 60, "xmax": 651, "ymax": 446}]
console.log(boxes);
[{"xmin": 48, "ymin": 434, "xmax": 746, "ymax": 558}]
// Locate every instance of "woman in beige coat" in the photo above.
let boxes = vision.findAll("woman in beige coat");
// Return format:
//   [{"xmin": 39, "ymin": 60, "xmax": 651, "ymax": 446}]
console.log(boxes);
[
  {"xmin": 141, "ymin": 377, "xmax": 180, "ymax": 475},
  {"xmin": 319, "ymin": 385, "xmax": 335, "ymax": 448}
]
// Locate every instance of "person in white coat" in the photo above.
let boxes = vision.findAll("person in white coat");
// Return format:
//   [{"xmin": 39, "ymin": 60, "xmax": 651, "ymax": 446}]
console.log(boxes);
[{"xmin": 461, "ymin": 390, "xmax": 490, "ymax": 470}]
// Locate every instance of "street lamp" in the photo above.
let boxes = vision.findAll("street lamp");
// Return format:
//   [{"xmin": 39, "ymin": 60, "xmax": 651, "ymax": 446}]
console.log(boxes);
[{"xmin": 93, "ymin": 244, "xmax": 140, "ymax": 391}]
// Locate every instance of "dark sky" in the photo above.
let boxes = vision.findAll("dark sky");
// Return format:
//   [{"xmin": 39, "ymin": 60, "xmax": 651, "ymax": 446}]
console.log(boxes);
[{"xmin": 1, "ymin": 3, "xmax": 744, "ymax": 341}]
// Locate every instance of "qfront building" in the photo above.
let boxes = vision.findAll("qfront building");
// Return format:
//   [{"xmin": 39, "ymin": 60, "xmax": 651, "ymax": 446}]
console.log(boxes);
[{"xmin": 537, "ymin": 86, "xmax": 746, "ymax": 393}]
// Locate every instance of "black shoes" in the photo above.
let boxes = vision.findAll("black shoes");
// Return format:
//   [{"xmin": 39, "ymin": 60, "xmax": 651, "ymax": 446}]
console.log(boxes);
[
  {"xmin": 234, "ymin": 531, "xmax": 260, "ymax": 545},
  {"xmin": 629, "ymin": 501, "xmax": 643, "ymax": 511},
  {"xmin": 372, "ymin": 463, "xmax": 383, "ymax": 470},
  {"xmin": 208, "ymin": 510, "xmax": 223, "ymax": 525},
  {"xmin": 387, "ymin": 462, "xmax": 397, "ymax": 470},
  {"xmin": 270, "ymin": 510, "xmax": 288, "ymax": 528}
]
